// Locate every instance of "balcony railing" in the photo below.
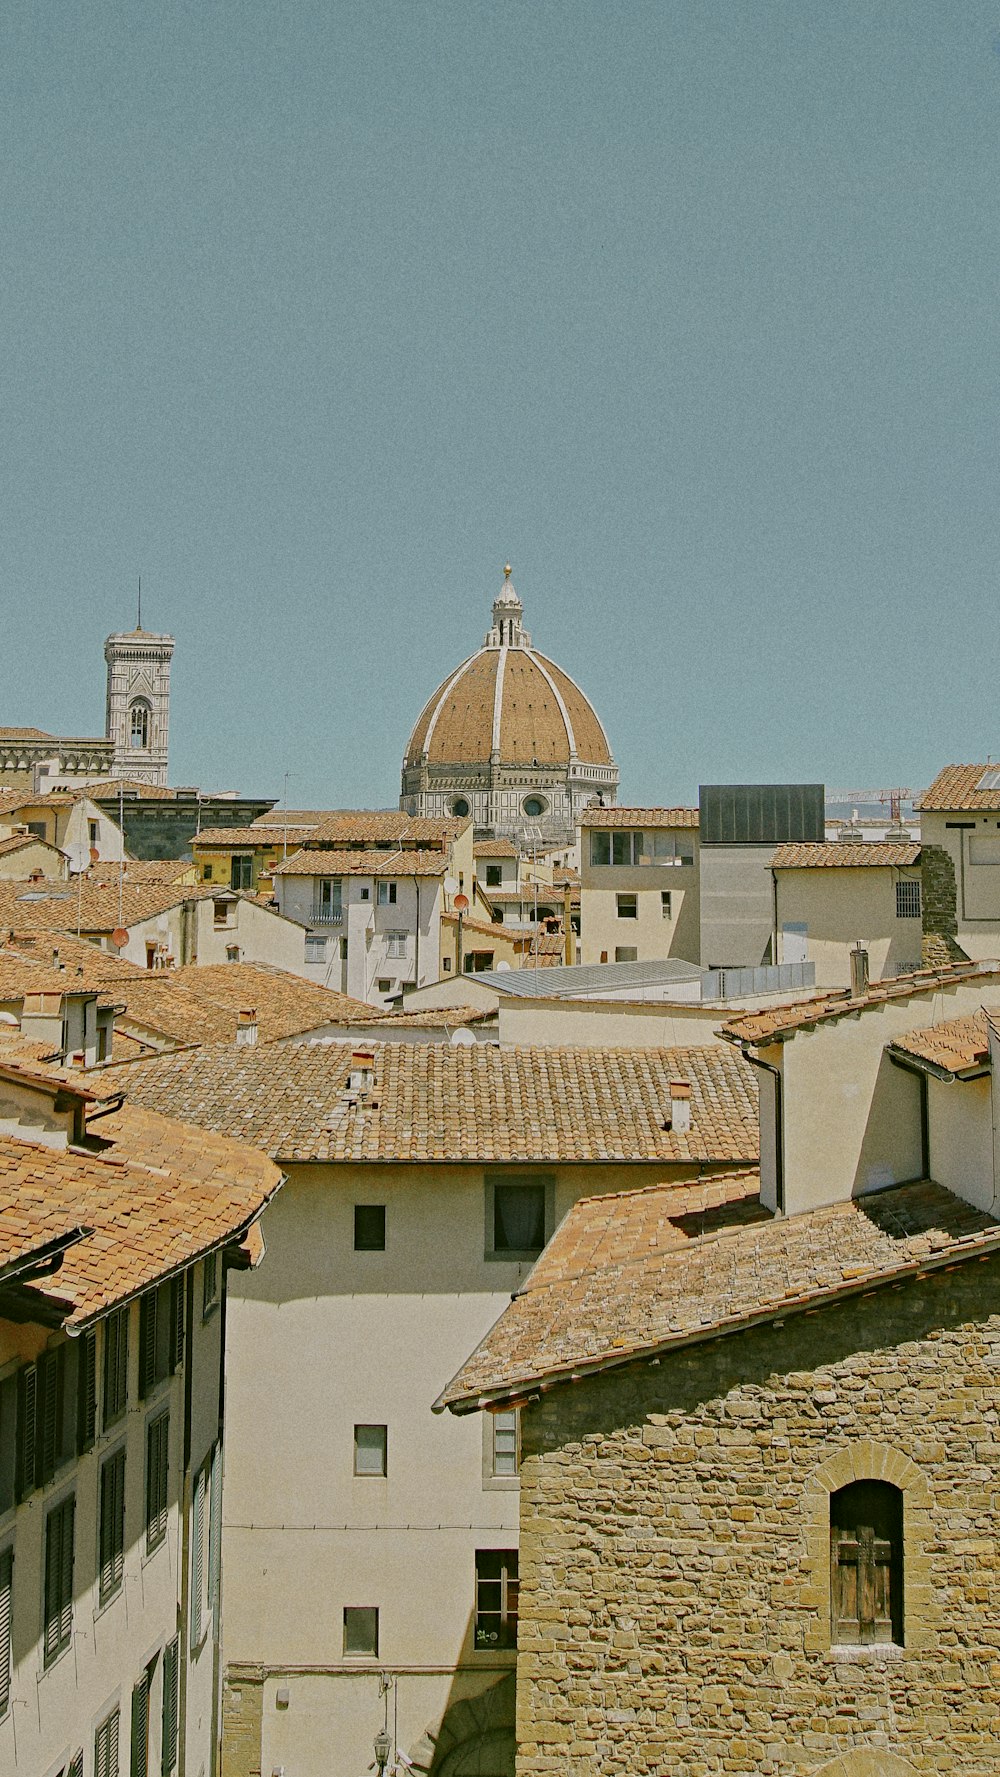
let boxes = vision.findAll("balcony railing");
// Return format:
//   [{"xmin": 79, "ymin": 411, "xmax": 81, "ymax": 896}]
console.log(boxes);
[{"xmin": 311, "ymin": 904, "xmax": 343, "ymax": 926}]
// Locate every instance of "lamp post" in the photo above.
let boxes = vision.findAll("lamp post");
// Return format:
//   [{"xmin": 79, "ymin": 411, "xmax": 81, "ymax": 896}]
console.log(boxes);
[{"xmin": 373, "ymin": 1728, "xmax": 392, "ymax": 1774}]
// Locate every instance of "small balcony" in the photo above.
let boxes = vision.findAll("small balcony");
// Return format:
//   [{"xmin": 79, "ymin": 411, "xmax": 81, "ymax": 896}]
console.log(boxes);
[{"xmin": 311, "ymin": 904, "xmax": 343, "ymax": 926}]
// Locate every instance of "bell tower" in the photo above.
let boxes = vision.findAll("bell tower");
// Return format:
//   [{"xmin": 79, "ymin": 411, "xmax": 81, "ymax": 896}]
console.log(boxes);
[{"xmin": 104, "ymin": 613, "xmax": 175, "ymax": 787}]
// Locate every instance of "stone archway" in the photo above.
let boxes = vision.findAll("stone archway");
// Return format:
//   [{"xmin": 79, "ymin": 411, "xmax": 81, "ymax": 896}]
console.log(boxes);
[
  {"xmin": 407, "ymin": 1673, "xmax": 515, "ymax": 1777},
  {"xmin": 811, "ymin": 1755, "xmax": 917, "ymax": 1777}
]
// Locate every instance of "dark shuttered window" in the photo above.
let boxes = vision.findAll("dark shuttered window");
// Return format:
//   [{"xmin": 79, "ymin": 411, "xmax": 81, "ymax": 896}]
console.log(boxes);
[
  {"xmin": 95, "ymin": 1705, "xmax": 120, "ymax": 1777},
  {"xmin": 161, "ymin": 1636, "xmax": 180, "ymax": 1777},
  {"xmin": 190, "ymin": 1465, "xmax": 205, "ymax": 1643},
  {"xmin": 103, "ymin": 1307, "xmax": 129, "ymax": 1429},
  {"xmin": 0, "ymin": 1547, "xmax": 12, "ymax": 1718},
  {"xmin": 99, "ymin": 1449, "xmax": 126, "ymax": 1603},
  {"xmin": 77, "ymin": 1329, "xmax": 97, "ymax": 1453},
  {"xmin": 131, "ymin": 1668, "xmax": 151, "ymax": 1777},
  {"xmin": 15, "ymin": 1362, "xmax": 37, "ymax": 1501},
  {"xmin": 0, "ymin": 1374, "xmax": 17, "ymax": 1514},
  {"xmin": 141, "ymin": 1280, "xmax": 186, "ymax": 1398},
  {"xmin": 831, "ymin": 1480, "xmax": 903, "ymax": 1646},
  {"xmin": 145, "ymin": 1413, "xmax": 169, "ymax": 1552},
  {"xmin": 43, "ymin": 1496, "xmax": 75, "ymax": 1665}
]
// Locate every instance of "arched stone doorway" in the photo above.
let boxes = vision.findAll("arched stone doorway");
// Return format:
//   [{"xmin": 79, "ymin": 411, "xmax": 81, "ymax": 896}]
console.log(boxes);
[{"xmin": 408, "ymin": 1673, "xmax": 515, "ymax": 1777}]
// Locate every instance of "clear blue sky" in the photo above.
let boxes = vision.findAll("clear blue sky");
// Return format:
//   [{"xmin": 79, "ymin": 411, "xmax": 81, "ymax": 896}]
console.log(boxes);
[{"xmin": 1, "ymin": 2, "xmax": 997, "ymax": 807}]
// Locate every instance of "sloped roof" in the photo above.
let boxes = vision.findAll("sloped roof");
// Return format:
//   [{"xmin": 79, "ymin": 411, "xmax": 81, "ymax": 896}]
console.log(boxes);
[
  {"xmin": 192, "ymin": 826, "xmax": 315, "ymax": 849},
  {"xmin": 720, "ymin": 961, "xmax": 1000, "ymax": 1047},
  {"xmin": 170, "ymin": 962, "xmax": 385, "ymax": 1038},
  {"xmin": 272, "ymin": 848, "xmax": 449, "ymax": 878},
  {"xmin": 436, "ymin": 1178, "xmax": 999, "ymax": 1410},
  {"xmin": 917, "ymin": 765, "xmax": 1000, "ymax": 812},
  {"xmin": 772, "ymin": 842, "xmax": 921, "ymax": 868},
  {"xmin": 98, "ymin": 1040, "xmax": 758, "ymax": 1167},
  {"xmin": 887, "ymin": 1011, "xmax": 991, "ymax": 1076},
  {"xmin": 579, "ymin": 806, "xmax": 699, "ymax": 829}
]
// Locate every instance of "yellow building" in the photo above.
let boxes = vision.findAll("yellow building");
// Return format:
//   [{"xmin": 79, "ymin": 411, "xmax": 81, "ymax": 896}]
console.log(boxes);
[{"xmin": 579, "ymin": 805, "xmax": 700, "ymax": 965}]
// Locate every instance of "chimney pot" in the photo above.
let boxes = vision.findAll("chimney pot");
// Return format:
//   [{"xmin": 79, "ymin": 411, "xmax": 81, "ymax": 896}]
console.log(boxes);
[{"xmin": 236, "ymin": 1008, "xmax": 258, "ymax": 1047}]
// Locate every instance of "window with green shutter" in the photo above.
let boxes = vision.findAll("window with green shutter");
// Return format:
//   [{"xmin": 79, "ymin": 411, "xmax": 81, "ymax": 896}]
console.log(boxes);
[
  {"xmin": 131, "ymin": 1668, "xmax": 151, "ymax": 1777},
  {"xmin": 190, "ymin": 1464, "xmax": 205, "ymax": 1643},
  {"xmin": 103, "ymin": 1307, "xmax": 129, "ymax": 1429},
  {"xmin": 94, "ymin": 1704, "xmax": 120, "ymax": 1777},
  {"xmin": 0, "ymin": 1374, "xmax": 17, "ymax": 1514},
  {"xmin": 161, "ymin": 1636, "xmax": 180, "ymax": 1777},
  {"xmin": 15, "ymin": 1362, "xmax": 37, "ymax": 1501},
  {"xmin": 43, "ymin": 1495, "xmax": 75, "ymax": 1665},
  {"xmin": 145, "ymin": 1413, "xmax": 169, "ymax": 1553},
  {"xmin": 99, "ymin": 1449, "xmax": 126, "ymax": 1604},
  {"xmin": 0, "ymin": 1547, "xmax": 12, "ymax": 1718},
  {"xmin": 208, "ymin": 1444, "xmax": 223, "ymax": 1634},
  {"xmin": 77, "ymin": 1329, "xmax": 97, "ymax": 1454},
  {"xmin": 141, "ymin": 1281, "xmax": 185, "ymax": 1398},
  {"xmin": 202, "ymin": 1253, "xmax": 219, "ymax": 1319}
]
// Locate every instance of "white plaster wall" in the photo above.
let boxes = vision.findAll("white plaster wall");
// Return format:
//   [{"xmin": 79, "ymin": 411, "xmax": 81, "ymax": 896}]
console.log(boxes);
[
  {"xmin": 927, "ymin": 1074, "xmax": 994, "ymax": 1214},
  {"xmin": 774, "ymin": 867, "xmax": 923, "ymax": 987}
]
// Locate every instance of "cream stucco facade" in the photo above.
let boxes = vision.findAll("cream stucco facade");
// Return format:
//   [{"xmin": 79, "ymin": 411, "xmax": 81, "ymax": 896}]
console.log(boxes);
[
  {"xmin": 773, "ymin": 861, "xmax": 923, "ymax": 987},
  {"xmin": 920, "ymin": 808, "xmax": 1000, "ymax": 959},
  {"xmin": 579, "ymin": 813, "xmax": 700, "ymax": 966}
]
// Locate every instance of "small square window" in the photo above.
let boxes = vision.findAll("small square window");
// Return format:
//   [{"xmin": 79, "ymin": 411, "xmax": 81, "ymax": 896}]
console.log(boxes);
[
  {"xmin": 616, "ymin": 893, "xmax": 638, "ymax": 919},
  {"xmin": 343, "ymin": 1606, "xmax": 379, "ymax": 1657},
  {"xmin": 202, "ymin": 865, "xmax": 212, "ymax": 880},
  {"xmin": 661, "ymin": 890, "xmax": 672, "ymax": 919},
  {"xmin": 305, "ymin": 934, "xmax": 328, "ymax": 963},
  {"xmin": 486, "ymin": 865, "xmax": 502, "ymax": 887},
  {"xmin": 488, "ymin": 1180, "xmax": 548, "ymax": 1260},
  {"xmin": 354, "ymin": 1425, "xmax": 388, "ymax": 1476},
  {"xmin": 896, "ymin": 880, "xmax": 921, "ymax": 920},
  {"xmin": 615, "ymin": 946, "xmax": 638, "ymax": 963},
  {"xmin": 443, "ymin": 957, "xmax": 452, "ymax": 972},
  {"xmin": 377, "ymin": 977, "xmax": 392, "ymax": 995},
  {"xmin": 354, "ymin": 1205, "xmax": 386, "ymax": 1251}
]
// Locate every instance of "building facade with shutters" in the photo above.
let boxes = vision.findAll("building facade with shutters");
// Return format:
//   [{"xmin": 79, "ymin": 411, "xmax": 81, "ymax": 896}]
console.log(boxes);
[
  {"xmin": 439, "ymin": 960, "xmax": 1000, "ymax": 1775},
  {"xmin": 0, "ymin": 1060, "xmax": 280, "ymax": 1777}
]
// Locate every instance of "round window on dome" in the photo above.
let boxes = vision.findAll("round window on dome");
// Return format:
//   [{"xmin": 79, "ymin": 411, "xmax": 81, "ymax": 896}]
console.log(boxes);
[
  {"xmin": 522, "ymin": 796, "xmax": 547, "ymax": 818},
  {"xmin": 452, "ymin": 797, "xmax": 471, "ymax": 818}
]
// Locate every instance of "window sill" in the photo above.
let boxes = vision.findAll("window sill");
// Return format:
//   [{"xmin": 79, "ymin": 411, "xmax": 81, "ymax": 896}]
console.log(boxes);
[{"xmin": 826, "ymin": 1642, "xmax": 904, "ymax": 1663}]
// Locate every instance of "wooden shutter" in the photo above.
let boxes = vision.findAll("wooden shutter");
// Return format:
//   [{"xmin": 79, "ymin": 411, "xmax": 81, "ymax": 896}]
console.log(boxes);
[
  {"xmin": 0, "ymin": 1375, "xmax": 17, "ymax": 1514},
  {"xmin": 161, "ymin": 1636, "xmax": 179, "ymax": 1777},
  {"xmin": 77, "ymin": 1329, "xmax": 97, "ymax": 1453},
  {"xmin": 832, "ymin": 1522, "xmax": 894, "ymax": 1645},
  {"xmin": 131, "ymin": 1671, "xmax": 150, "ymax": 1777},
  {"xmin": 95, "ymin": 1706, "xmax": 120, "ymax": 1777},
  {"xmin": 15, "ymin": 1363, "xmax": 38, "ymax": 1501},
  {"xmin": 43, "ymin": 1497, "xmax": 74, "ymax": 1664},
  {"xmin": 66, "ymin": 1752, "xmax": 84, "ymax": 1777},
  {"xmin": 208, "ymin": 1444, "xmax": 223, "ymax": 1633},
  {"xmin": 100, "ymin": 1450, "xmax": 126, "ymax": 1601},
  {"xmin": 38, "ymin": 1347, "xmax": 65, "ymax": 1485},
  {"xmin": 0, "ymin": 1547, "xmax": 12, "ymax": 1718},
  {"xmin": 191, "ymin": 1467, "xmax": 205, "ymax": 1643},
  {"xmin": 104, "ymin": 1307, "xmax": 129, "ymax": 1427},
  {"xmin": 146, "ymin": 1414, "xmax": 169, "ymax": 1550},
  {"xmin": 170, "ymin": 1277, "xmax": 185, "ymax": 1373},
  {"xmin": 139, "ymin": 1292, "xmax": 158, "ymax": 1398}
]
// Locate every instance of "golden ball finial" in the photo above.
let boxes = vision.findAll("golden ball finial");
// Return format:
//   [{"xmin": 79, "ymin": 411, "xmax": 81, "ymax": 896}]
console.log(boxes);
[{"xmin": 503, "ymin": 562, "xmax": 513, "ymax": 580}]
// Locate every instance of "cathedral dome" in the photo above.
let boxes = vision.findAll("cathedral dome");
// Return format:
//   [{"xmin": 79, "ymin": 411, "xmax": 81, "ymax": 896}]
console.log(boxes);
[
  {"xmin": 403, "ymin": 570, "xmax": 613, "ymax": 772},
  {"xmin": 401, "ymin": 568, "xmax": 618, "ymax": 843}
]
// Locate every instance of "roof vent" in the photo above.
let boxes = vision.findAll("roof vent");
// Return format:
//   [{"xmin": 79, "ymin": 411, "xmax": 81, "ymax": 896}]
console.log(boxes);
[
  {"xmin": 666, "ymin": 1079, "xmax": 691, "ymax": 1134},
  {"xmin": 236, "ymin": 1009, "xmax": 258, "ymax": 1047},
  {"xmin": 348, "ymin": 1050, "xmax": 375, "ymax": 1097}
]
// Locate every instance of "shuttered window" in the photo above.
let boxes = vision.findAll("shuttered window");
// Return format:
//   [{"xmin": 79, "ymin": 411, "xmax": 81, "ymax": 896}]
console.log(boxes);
[
  {"xmin": 99, "ymin": 1449, "xmax": 126, "ymax": 1603},
  {"xmin": 139, "ymin": 1292, "xmax": 158, "ymax": 1399},
  {"xmin": 208, "ymin": 1444, "xmax": 223, "ymax": 1633},
  {"xmin": 43, "ymin": 1496, "xmax": 75, "ymax": 1665},
  {"xmin": 0, "ymin": 1547, "xmax": 12, "ymax": 1718},
  {"xmin": 190, "ymin": 1465, "xmax": 205, "ymax": 1643},
  {"xmin": 161, "ymin": 1636, "xmax": 180, "ymax": 1776},
  {"xmin": 103, "ymin": 1308, "xmax": 129, "ymax": 1429},
  {"xmin": 131, "ymin": 1669, "xmax": 151, "ymax": 1777},
  {"xmin": 94, "ymin": 1705, "xmax": 120, "ymax": 1777},
  {"xmin": 0, "ymin": 1374, "xmax": 17, "ymax": 1514},
  {"xmin": 140, "ymin": 1280, "xmax": 185, "ymax": 1399},
  {"xmin": 65, "ymin": 1752, "xmax": 84, "ymax": 1777},
  {"xmin": 171, "ymin": 1277, "xmax": 185, "ymax": 1372},
  {"xmin": 145, "ymin": 1413, "xmax": 169, "ymax": 1552},
  {"xmin": 77, "ymin": 1329, "xmax": 97, "ymax": 1453},
  {"xmin": 15, "ymin": 1362, "xmax": 37, "ymax": 1501},
  {"xmin": 202, "ymin": 1253, "xmax": 219, "ymax": 1319},
  {"xmin": 831, "ymin": 1480, "xmax": 903, "ymax": 1646}
]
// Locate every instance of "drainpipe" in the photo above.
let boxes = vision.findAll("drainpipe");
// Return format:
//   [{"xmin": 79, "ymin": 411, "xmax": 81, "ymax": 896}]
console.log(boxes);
[
  {"xmin": 742, "ymin": 1048, "xmax": 785, "ymax": 1216},
  {"xmin": 177, "ymin": 1264, "xmax": 196, "ymax": 1777},
  {"xmin": 411, "ymin": 875, "xmax": 421, "ymax": 988}
]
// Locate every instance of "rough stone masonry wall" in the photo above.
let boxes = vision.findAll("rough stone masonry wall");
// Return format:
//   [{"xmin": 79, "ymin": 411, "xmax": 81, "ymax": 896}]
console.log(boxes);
[
  {"xmin": 515, "ymin": 1259, "xmax": 1000, "ymax": 1777},
  {"xmin": 921, "ymin": 844, "xmax": 969, "ymax": 966}
]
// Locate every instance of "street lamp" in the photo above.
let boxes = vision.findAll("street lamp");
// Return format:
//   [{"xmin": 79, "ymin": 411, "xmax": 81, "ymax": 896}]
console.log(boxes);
[{"xmin": 373, "ymin": 1729, "xmax": 392, "ymax": 1774}]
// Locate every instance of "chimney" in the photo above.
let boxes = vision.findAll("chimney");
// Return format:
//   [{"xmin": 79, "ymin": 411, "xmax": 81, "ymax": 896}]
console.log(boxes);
[
  {"xmin": 849, "ymin": 943, "xmax": 869, "ymax": 1000},
  {"xmin": 667, "ymin": 1079, "xmax": 692, "ymax": 1134},
  {"xmin": 236, "ymin": 1009, "xmax": 258, "ymax": 1047},
  {"xmin": 347, "ymin": 1049, "xmax": 375, "ymax": 1097}
]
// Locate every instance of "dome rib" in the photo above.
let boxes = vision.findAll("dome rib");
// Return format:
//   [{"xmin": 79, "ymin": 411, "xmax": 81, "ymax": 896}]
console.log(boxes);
[
  {"xmin": 419, "ymin": 650, "xmax": 486, "ymax": 759},
  {"xmin": 491, "ymin": 645, "xmax": 508, "ymax": 756},
  {"xmin": 526, "ymin": 650, "xmax": 576, "ymax": 757}
]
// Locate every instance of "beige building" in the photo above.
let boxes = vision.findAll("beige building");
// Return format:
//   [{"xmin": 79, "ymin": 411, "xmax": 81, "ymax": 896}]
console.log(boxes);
[
  {"xmin": 772, "ymin": 840, "xmax": 924, "ymax": 987},
  {"xmin": 916, "ymin": 764, "xmax": 1000, "ymax": 960},
  {"xmin": 0, "ymin": 1056, "xmax": 280, "ymax": 1777},
  {"xmin": 578, "ymin": 806, "xmax": 700, "ymax": 966},
  {"xmin": 103, "ymin": 1037, "xmax": 759, "ymax": 1777},
  {"xmin": 440, "ymin": 959, "xmax": 1000, "ymax": 1775}
]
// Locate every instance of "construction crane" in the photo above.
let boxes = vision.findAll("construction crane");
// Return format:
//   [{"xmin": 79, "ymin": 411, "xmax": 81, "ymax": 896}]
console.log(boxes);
[{"xmin": 827, "ymin": 789, "xmax": 913, "ymax": 824}]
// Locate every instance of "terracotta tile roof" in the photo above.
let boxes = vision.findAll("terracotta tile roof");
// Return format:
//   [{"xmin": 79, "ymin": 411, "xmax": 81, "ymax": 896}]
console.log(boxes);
[
  {"xmin": 170, "ymin": 962, "xmax": 385, "ymax": 1037},
  {"xmin": 293, "ymin": 811, "xmax": 465, "ymax": 846},
  {"xmin": 772, "ymin": 842, "xmax": 921, "ymax": 868},
  {"xmin": 0, "ymin": 880, "xmax": 278, "ymax": 936},
  {"xmin": 474, "ymin": 840, "xmax": 519, "ymax": 858},
  {"xmin": 437, "ymin": 1177, "xmax": 999, "ymax": 1410},
  {"xmin": 192, "ymin": 826, "xmax": 315, "ymax": 849},
  {"xmin": 0, "ymin": 1104, "xmax": 281, "ymax": 1325},
  {"xmin": 720, "ymin": 960, "xmax": 1000, "ymax": 1047},
  {"xmin": 99, "ymin": 1041, "xmax": 759, "ymax": 1166},
  {"xmin": 0, "ymin": 833, "xmax": 65, "ymax": 859},
  {"xmin": 580, "ymin": 806, "xmax": 700, "ymax": 829},
  {"xmin": 0, "ymin": 931, "xmax": 147, "ymax": 985},
  {"xmin": 887, "ymin": 1011, "xmax": 992, "ymax": 1075},
  {"xmin": 0, "ymin": 727, "xmax": 54, "ymax": 740},
  {"xmin": 86, "ymin": 859, "xmax": 195, "ymax": 885},
  {"xmin": 87, "ymin": 779, "xmax": 180, "ymax": 800},
  {"xmin": 376, "ymin": 1006, "xmax": 496, "ymax": 1031},
  {"xmin": 916, "ymin": 765, "xmax": 1000, "ymax": 812},
  {"xmin": 272, "ymin": 848, "xmax": 450, "ymax": 878},
  {"xmin": 440, "ymin": 910, "xmax": 513, "ymax": 939}
]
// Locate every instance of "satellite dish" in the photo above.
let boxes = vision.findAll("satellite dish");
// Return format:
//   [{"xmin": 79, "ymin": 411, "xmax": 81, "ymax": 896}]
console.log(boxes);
[
  {"xmin": 495, "ymin": 960, "xmax": 512, "ymax": 972},
  {"xmin": 111, "ymin": 927, "xmax": 129, "ymax": 949},
  {"xmin": 450, "ymin": 1026, "xmax": 476, "ymax": 1047},
  {"xmin": 65, "ymin": 842, "xmax": 90, "ymax": 874},
  {"xmin": 443, "ymin": 876, "xmax": 459, "ymax": 897},
  {"xmin": 453, "ymin": 893, "xmax": 469, "ymax": 913}
]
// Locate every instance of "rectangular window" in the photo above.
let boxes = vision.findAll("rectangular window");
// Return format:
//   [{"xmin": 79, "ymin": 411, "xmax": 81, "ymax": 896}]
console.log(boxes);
[
  {"xmin": 43, "ymin": 1495, "xmax": 75, "ymax": 1665},
  {"xmin": 141, "ymin": 1278, "xmax": 185, "ymax": 1395},
  {"xmin": 488, "ymin": 1179, "xmax": 548, "ymax": 1260},
  {"xmin": 353, "ymin": 1425, "xmax": 388, "ymax": 1477},
  {"xmin": 442, "ymin": 956, "xmax": 452, "ymax": 971},
  {"xmin": 486, "ymin": 865, "xmax": 502, "ymax": 887},
  {"xmin": 340, "ymin": 935, "xmax": 349, "ymax": 959},
  {"xmin": 614, "ymin": 947, "xmax": 638, "ymax": 962},
  {"xmin": 314, "ymin": 879, "xmax": 343, "ymax": 924},
  {"xmin": 213, "ymin": 899, "xmax": 232, "ymax": 926},
  {"xmin": 376, "ymin": 881, "xmax": 397, "ymax": 905},
  {"xmin": 229, "ymin": 855, "xmax": 253, "ymax": 890},
  {"xmin": 354, "ymin": 1205, "xmax": 386, "ymax": 1251},
  {"xmin": 161, "ymin": 1637, "xmax": 180, "ymax": 1777},
  {"xmin": 589, "ymin": 831, "xmax": 611, "ymax": 866},
  {"xmin": 0, "ymin": 1374, "xmax": 15, "ymax": 1514},
  {"xmin": 202, "ymin": 864, "xmax": 212, "ymax": 880},
  {"xmin": 77, "ymin": 1329, "xmax": 97, "ymax": 1454},
  {"xmin": 0, "ymin": 1547, "xmax": 11, "ymax": 1718},
  {"xmin": 474, "ymin": 1550, "xmax": 518, "ymax": 1649},
  {"xmin": 131, "ymin": 1669, "xmax": 151, "ymax": 1777},
  {"xmin": 490, "ymin": 1410, "xmax": 520, "ymax": 1478},
  {"xmin": 616, "ymin": 893, "xmax": 638, "ymax": 919},
  {"xmin": 386, "ymin": 931, "xmax": 407, "ymax": 959},
  {"xmin": 304, "ymin": 933, "xmax": 328, "ymax": 963},
  {"xmin": 376, "ymin": 977, "xmax": 392, "ymax": 995},
  {"xmin": 103, "ymin": 1306, "xmax": 129, "ymax": 1429},
  {"xmin": 145, "ymin": 1413, "xmax": 169, "ymax": 1553},
  {"xmin": 202, "ymin": 1252, "xmax": 219, "ymax": 1318},
  {"xmin": 661, "ymin": 890, "xmax": 672, "ymax": 920},
  {"xmin": 94, "ymin": 1705, "xmax": 120, "ymax": 1777},
  {"xmin": 343, "ymin": 1606, "xmax": 378, "ymax": 1657},
  {"xmin": 191, "ymin": 1465, "xmax": 205, "ymax": 1645},
  {"xmin": 896, "ymin": 879, "xmax": 921, "ymax": 919},
  {"xmin": 99, "ymin": 1448, "xmax": 126, "ymax": 1603}
]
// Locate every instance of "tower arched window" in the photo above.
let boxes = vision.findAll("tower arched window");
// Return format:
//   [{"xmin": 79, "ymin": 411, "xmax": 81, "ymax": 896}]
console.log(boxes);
[
  {"xmin": 831, "ymin": 1480, "xmax": 903, "ymax": 1646},
  {"xmin": 129, "ymin": 701, "xmax": 150, "ymax": 750}
]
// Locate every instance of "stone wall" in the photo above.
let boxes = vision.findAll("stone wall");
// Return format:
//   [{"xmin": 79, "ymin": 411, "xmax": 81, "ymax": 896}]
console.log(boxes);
[
  {"xmin": 921, "ymin": 844, "xmax": 968, "ymax": 966},
  {"xmin": 222, "ymin": 1667, "xmax": 265, "ymax": 1777},
  {"xmin": 515, "ymin": 1258, "xmax": 1000, "ymax": 1775}
]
